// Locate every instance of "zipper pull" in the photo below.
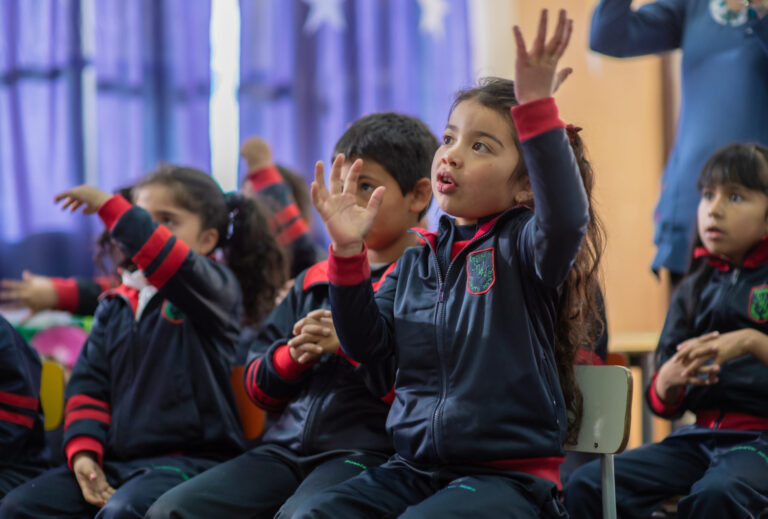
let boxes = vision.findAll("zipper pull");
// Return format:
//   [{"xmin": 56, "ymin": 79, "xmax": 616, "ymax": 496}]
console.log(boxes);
[
  {"xmin": 731, "ymin": 268, "xmax": 740, "ymax": 285},
  {"xmin": 437, "ymin": 286, "xmax": 445, "ymax": 302}
]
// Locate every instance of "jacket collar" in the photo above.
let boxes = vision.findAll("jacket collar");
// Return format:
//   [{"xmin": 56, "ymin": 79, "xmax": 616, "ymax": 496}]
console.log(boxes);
[{"xmin": 694, "ymin": 235, "xmax": 768, "ymax": 272}]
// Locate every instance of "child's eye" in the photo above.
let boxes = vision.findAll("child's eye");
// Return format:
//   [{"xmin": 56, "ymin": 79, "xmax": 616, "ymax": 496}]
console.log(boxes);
[
  {"xmin": 442, "ymin": 135, "xmax": 454, "ymax": 145},
  {"xmin": 161, "ymin": 217, "xmax": 176, "ymax": 227},
  {"xmin": 702, "ymin": 190, "xmax": 714, "ymax": 200},
  {"xmin": 729, "ymin": 193, "xmax": 743, "ymax": 202},
  {"xmin": 360, "ymin": 183, "xmax": 374, "ymax": 193},
  {"xmin": 472, "ymin": 142, "xmax": 490, "ymax": 153}
]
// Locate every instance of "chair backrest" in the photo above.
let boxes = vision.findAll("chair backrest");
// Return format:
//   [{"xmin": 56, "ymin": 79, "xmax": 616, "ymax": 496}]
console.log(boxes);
[
  {"xmin": 230, "ymin": 365, "xmax": 267, "ymax": 440},
  {"xmin": 566, "ymin": 365, "xmax": 633, "ymax": 455},
  {"xmin": 40, "ymin": 360, "xmax": 65, "ymax": 431}
]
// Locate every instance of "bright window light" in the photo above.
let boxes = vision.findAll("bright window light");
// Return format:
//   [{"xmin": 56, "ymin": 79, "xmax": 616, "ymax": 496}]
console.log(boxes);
[{"xmin": 209, "ymin": 0, "xmax": 240, "ymax": 192}]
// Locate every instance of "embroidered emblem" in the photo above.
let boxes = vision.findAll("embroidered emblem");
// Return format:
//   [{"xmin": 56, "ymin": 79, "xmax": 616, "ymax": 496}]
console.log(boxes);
[
  {"xmin": 748, "ymin": 284, "xmax": 768, "ymax": 323},
  {"xmin": 162, "ymin": 301, "xmax": 185, "ymax": 324},
  {"xmin": 709, "ymin": 0, "xmax": 749, "ymax": 26},
  {"xmin": 466, "ymin": 248, "xmax": 495, "ymax": 295}
]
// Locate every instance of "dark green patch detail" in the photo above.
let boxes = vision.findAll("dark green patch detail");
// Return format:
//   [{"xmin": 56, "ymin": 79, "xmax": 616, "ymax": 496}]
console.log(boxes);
[
  {"xmin": 344, "ymin": 460, "xmax": 367, "ymax": 470},
  {"xmin": 467, "ymin": 250, "xmax": 493, "ymax": 293},
  {"xmin": 749, "ymin": 286, "xmax": 768, "ymax": 322}
]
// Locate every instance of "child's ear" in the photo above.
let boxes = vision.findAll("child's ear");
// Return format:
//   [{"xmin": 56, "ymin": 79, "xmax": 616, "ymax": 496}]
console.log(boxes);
[
  {"xmin": 198, "ymin": 228, "xmax": 219, "ymax": 256},
  {"xmin": 408, "ymin": 178, "xmax": 433, "ymax": 215},
  {"xmin": 512, "ymin": 177, "xmax": 533, "ymax": 205}
]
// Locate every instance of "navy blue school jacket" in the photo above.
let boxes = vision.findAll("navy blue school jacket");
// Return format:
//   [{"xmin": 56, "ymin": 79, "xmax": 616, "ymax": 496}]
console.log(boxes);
[
  {"xmin": 63, "ymin": 195, "xmax": 244, "ymax": 469},
  {"xmin": 327, "ymin": 97, "xmax": 590, "ymax": 487},
  {"xmin": 244, "ymin": 259, "xmax": 396, "ymax": 455},
  {"xmin": 0, "ymin": 315, "xmax": 47, "ymax": 469},
  {"xmin": 646, "ymin": 240, "xmax": 768, "ymax": 428}
]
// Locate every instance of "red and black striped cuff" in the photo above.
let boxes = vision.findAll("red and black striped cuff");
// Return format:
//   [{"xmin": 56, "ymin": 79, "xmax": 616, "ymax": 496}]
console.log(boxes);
[
  {"xmin": 510, "ymin": 97, "xmax": 565, "ymax": 142},
  {"xmin": 65, "ymin": 436, "xmax": 104, "ymax": 470},
  {"xmin": 327, "ymin": 244, "xmax": 370, "ymax": 286},
  {"xmin": 97, "ymin": 195, "xmax": 132, "ymax": 231}
]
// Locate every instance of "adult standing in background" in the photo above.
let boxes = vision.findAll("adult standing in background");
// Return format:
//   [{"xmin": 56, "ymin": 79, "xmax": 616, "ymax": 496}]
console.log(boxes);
[{"xmin": 590, "ymin": 0, "xmax": 768, "ymax": 282}]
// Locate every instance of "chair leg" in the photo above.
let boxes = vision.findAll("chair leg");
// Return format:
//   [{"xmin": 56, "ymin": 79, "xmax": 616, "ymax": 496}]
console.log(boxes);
[{"xmin": 601, "ymin": 454, "xmax": 617, "ymax": 519}]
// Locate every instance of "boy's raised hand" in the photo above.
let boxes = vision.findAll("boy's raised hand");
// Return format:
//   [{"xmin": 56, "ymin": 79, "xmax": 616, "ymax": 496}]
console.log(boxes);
[
  {"xmin": 55, "ymin": 185, "xmax": 112, "ymax": 215},
  {"xmin": 0, "ymin": 271, "xmax": 58, "ymax": 319},
  {"xmin": 311, "ymin": 155, "xmax": 385, "ymax": 257},
  {"xmin": 513, "ymin": 9, "xmax": 574, "ymax": 105}
]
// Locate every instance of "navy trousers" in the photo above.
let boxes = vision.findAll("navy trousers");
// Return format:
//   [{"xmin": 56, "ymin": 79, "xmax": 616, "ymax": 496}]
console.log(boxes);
[
  {"xmin": 145, "ymin": 444, "xmax": 388, "ymax": 519},
  {"xmin": 564, "ymin": 427, "xmax": 768, "ymax": 519},
  {"xmin": 0, "ymin": 455, "xmax": 217, "ymax": 519},
  {"xmin": 0, "ymin": 464, "xmax": 46, "ymax": 500},
  {"xmin": 291, "ymin": 454, "xmax": 567, "ymax": 519}
]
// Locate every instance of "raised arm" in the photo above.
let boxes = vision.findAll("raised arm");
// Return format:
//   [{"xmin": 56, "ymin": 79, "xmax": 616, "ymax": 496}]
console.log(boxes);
[
  {"xmin": 590, "ymin": 0, "xmax": 686, "ymax": 57},
  {"xmin": 513, "ymin": 9, "xmax": 590, "ymax": 287}
]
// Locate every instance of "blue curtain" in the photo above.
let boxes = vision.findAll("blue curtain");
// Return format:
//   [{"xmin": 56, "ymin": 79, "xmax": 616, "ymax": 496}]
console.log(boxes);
[
  {"xmin": 238, "ymin": 0, "xmax": 473, "ymax": 239},
  {"xmin": 0, "ymin": 0, "xmax": 212, "ymax": 279}
]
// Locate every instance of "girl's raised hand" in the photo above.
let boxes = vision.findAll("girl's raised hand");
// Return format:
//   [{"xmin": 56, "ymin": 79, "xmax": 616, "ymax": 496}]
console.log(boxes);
[
  {"xmin": 513, "ymin": 9, "xmax": 574, "ymax": 105},
  {"xmin": 310, "ymin": 154, "xmax": 385, "ymax": 256},
  {"xmin": 55, "ymin": 185, "xmax": 112, "ymax": 214}
]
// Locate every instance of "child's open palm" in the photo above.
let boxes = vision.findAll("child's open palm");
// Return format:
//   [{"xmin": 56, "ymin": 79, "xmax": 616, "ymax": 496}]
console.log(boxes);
[
  {"xmin": 311, "ymin": 154, "xmax": 385, "ymax": 256},
  {"xmin": 55, "ymin": 185, "xmax": 112, "ymax": 215},
  {"xmin": 72, "ymin": 452, "xmax": 116, "ymax": 507},
  {"xmin": 513, "ymin": 9, "xmax": 574, "ymax": 104}
]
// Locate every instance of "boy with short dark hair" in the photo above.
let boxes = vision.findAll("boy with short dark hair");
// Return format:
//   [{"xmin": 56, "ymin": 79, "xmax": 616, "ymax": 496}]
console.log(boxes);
[{"xmin": 146, "ymin": 112, "xmax": 437, "ymax": 519}]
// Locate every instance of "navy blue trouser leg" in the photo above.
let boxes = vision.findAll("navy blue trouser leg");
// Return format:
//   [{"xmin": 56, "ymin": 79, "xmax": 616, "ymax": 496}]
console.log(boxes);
[
  {"xmin": 564, "ymin": 437, "xmax": 708, "ymax": 519},
  {"xmin": 679, "ymin": 435, "xmax": 768, "ymax": 519},
  {"xmin": 292, "ymin": 456, "xmax": 565, "ymax": 519},
  {"xmin": 147, "ymin": 445, "xmax": 387, "ymax": 519},
  {"xmin": 0, "ymin": 465, "xmax": 46, "ymax": 500},
  {"xmin": 0, "ymin": 456, "xmax": 215, "ymax": 519}
]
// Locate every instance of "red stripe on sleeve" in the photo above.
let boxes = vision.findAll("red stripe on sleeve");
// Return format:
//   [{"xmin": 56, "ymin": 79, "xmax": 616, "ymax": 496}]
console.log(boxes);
[
  {"xmin": 97, "ymin": 195, "xmax": 132, "ymax": 231},
  {"xmin": 0, "ymin": 408, "xmax": 35, "ymax": 429},
  {"xmin": 327, "ymin": 245, "xmax": 370, "ymax": 286},
  {"xmin": 65, "ymin": 394, "xmax": 110, "ymax": 414},
  {"xmin": 647, "ymin": 372, "xmax": 685, "ymax": 416},
  {"xmin": 0, "ymin": 390, "xmax": 38, "ymax": 411},
  {"xmin": 244, "ymin": 359, "xmax": 290, "ymax": 411},
  {"xmin": 131, "ymin": 225, "xmax": 173, "ymax": 270},
  {"xmin": 273, "ymin": 204, "xmax": 302, "ymax": 228},
  {"xmin": 510, "ymin": 97, "xmax": 565, "ymax": 142},
  {"xmin": 276, "ymin": 219, "xmax": 309, "ymax": 246},
  {"xmin": 64, "ymin": 408, "xmax": 111, "ymax": 430},
  {"xmin": 65, "ymin": 436, "xmax": 104, "ymax": 470},
  {"xmin": 247, "ymin": 166, "xmax": 283, "ymax": 192},
  {"xmin": 145, "ymin": 239, "xmax": 190, "ymax": 289},
  {"xmin": 273, "ymin": 344, "xmax": 315, "ymax": 380},
  {"xmin": 51, "ymin": 278, "xmax": 80, "ymax": 313}
]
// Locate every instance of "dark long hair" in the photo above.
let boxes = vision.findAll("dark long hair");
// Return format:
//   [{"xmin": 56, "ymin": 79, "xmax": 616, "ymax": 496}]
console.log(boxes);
[
  {"xmin": 451, "ymin": 77, "xmax": 606, "ymax": 443},
  {"xmin": 683, "ymin": 143, "xmax": 768, "ymax": 325},
  {"xmin": 134, "ymin": 165, "xmax": 288, "ymax": 325}
]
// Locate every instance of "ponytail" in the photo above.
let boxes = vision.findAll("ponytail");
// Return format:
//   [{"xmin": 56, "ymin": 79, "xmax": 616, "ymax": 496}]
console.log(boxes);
[{"xmin": 220, "ymin": 192, "xmax": 289, "ymax": 326}]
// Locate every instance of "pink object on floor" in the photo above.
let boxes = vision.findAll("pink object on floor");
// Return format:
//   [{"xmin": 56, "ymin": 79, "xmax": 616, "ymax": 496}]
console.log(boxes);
[{"xmin": 31, "ymin": 325, "xmax": 87, "ymax": 369}]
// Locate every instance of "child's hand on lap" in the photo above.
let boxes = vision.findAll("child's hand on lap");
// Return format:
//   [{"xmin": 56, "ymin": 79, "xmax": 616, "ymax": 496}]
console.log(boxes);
[
  {"xmin": 311, "ymin": 155, "xmax": 385, "ymax": 256},
  {"xmin": 513, "ymin": 8, "xmax": 574, "ymax": 104},
  {"xmin": 55, "ymin": 185, "xmax": 112, "ymax": 214},
  {"xmin": 289, "ymin": 309, "xmax": 339, "ymax": 364},
  {"xmin": 72, "ymin": 452, "xmax": 115, "ymax": 507}
]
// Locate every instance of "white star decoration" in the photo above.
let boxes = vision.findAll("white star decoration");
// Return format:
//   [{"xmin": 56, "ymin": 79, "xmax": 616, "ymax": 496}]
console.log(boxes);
[
  {"xmin": 417, "ymin": 0, "xmax": 449, "ymax": 38},
  {"xmin": 302, "ymin": 0, "xmax": 346, "ymax": 34}
]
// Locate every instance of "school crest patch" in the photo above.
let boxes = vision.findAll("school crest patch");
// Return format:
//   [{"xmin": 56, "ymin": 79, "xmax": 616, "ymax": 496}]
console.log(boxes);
[
  {"xmin": 162, "ymin": 300, "xmax": 185, "ymax": 324},
  {"xmin": 709, "ymin": 0, "xmax": 749, "ymax": 27},
  {"xmin": 466, "ymin": 248, "xmax": 495, "ymax": 295},
  {"xmin": 748, "ymin": 284, "xmax": 768, "ymax": 323}
]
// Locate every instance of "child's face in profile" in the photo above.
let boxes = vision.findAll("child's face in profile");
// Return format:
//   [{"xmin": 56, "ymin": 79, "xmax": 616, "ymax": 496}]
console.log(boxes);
[
  {"xmin": 432, "ymin": 99, "xmax": 525, "ymax": 225},
  {"xmin": 134, "ymin": 184, "xmax": 217, "ymax": 256},
  {"xmin": 697, "ymin": 181, "xmax": 768, "ymax": 265}
]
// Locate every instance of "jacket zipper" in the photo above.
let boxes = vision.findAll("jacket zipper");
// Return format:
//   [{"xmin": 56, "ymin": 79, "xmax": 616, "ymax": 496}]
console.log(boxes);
[{"xmin": 414, "ymin": 224, "xmax": 496, "ymax": 463}]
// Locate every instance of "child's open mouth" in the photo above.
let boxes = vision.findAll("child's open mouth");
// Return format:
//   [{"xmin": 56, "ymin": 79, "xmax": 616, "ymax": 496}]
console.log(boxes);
[{"xmin": 436, "ymin": 171, "xmax": 457, "ymax": 193}]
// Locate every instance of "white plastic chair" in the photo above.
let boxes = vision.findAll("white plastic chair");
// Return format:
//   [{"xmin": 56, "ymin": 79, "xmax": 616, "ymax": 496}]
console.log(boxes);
[{"xmin": 566, "ymin": 365, "xmax": 633, "ymax": 519}]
